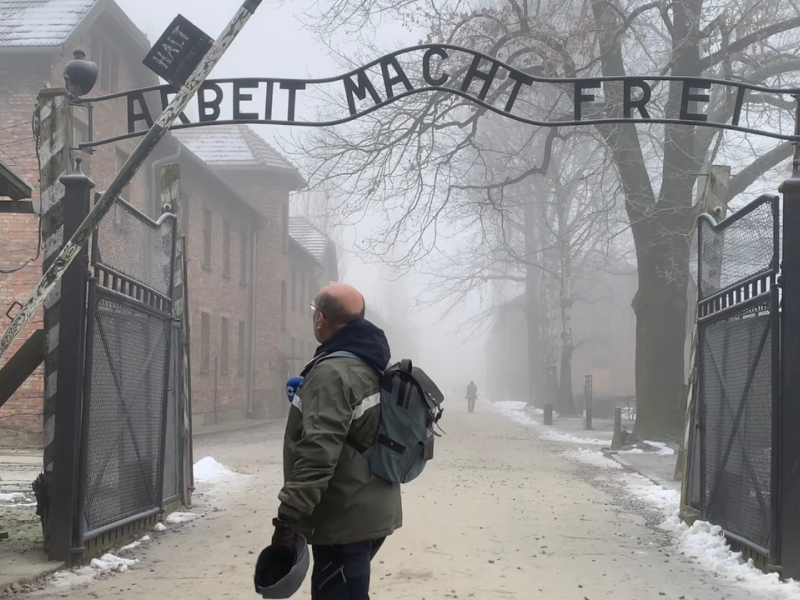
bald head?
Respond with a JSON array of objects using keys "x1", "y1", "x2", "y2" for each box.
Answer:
[{"x1": 315, "y1": 283, "x2": 366, "y2": 330}]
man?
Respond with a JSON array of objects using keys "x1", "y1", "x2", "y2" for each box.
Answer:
[
  {"x1": 271, "y1": 283, "x2": 401, "y2": 599},
  {"x1": 466, "y1": 380, "x2": 478, "y2": 413}
]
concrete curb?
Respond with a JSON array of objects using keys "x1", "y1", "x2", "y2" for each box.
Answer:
[{"x1": 604, "y1": 450, "x2": 681, "y2": 491}]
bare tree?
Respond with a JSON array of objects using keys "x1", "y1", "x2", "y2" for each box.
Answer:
[{"x1": 292, "y1": 0, "x2": 799, "y2": 437}]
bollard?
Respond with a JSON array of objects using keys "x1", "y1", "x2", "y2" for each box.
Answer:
[
  {"x1": 544, "y1": 404, "x2": 554, "y2": 426},
  {"x1": 611, "y1": 407, "x2": 623, "y2": 450},
  {"x1": 584, "y1": 375, "x2": 593, "y2": 430}
]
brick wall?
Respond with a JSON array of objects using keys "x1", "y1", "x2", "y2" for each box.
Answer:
[
  {"x1": 285, "y1": 242, "x2": 331, "y2": 377},
  {"x1": 0, "y1": 17, "x2": 156, "y2": 446},
  {"x1": 179, "y1": 158, "x2": 259, "y2": 426}
]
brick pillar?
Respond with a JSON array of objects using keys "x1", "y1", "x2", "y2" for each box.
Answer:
[{"x1": 38, "y1": 88, "x2": 73, "y2": 475}]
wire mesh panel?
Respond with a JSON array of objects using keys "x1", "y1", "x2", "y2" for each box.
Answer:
[
  {"x1": 83, "y1": 294, "x2": 172, "y2": 533},
  {"x1": 699, "y1": 305, "x2": 774, "y2": 551},
  {"x1": 689, "y1": 193, "x2": 780, "y2": 562},
  {"x1": 80, "y1": 197, "x2": 178, "y2": 539},
  {"x1": 699, "y1": 198, "x2": 777, "y2": 300},
  {"x1": 95, "y1": 198, "x2": 175, "y2": 296}
]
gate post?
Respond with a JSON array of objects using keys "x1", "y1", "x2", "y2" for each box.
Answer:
[
  {"x1": 46, "y1": 159, "x2": 93, "y2": 564},
  {"x1": 780, "y1": 136, "x2": 800, "y2": 575}
]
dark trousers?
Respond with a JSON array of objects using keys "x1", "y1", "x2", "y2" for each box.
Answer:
[{"x1": 310, "y1": 538, "x2": 385, "y2": 600}]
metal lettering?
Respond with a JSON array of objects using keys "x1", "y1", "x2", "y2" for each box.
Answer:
[
  {"x1": 680, "y1": 80, "x2": 712, "y2": 122},
  {"x1": 574, "y1": 80, "x2": 601, "y2": 121},
  {"x1": 624, "y1": 78, "x2": 652, "y2": 119},
  {"x1": 343, "y1": 70, "x2": 382, "y2": 116},
  {"x1": 422, "y1": 46, "x2": 449, "y2": 87},
  {"x1": 461, "y1": 55, "x2": 500, "y2": 101},
  {"x1": 380, "y1": 57, "x2": 413, "y2": 99}
]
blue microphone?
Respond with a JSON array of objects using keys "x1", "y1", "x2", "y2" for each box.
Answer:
[{"x1": 286, "y1": 377, "x2": 304, "y2": 404}]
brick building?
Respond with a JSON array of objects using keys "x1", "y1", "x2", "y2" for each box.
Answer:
[
  {"x1": 0, "y1": 0, "x2": 315, "y2": 443},
  {"x1": 285, "y1": 217, "x2": 339, "y2": 380}
]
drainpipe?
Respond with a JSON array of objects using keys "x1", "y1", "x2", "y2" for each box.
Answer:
[{"x1": 246, "y1": 227, "x2": 259, "y2": 418}]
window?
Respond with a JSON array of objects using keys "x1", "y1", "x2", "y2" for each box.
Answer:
[
  {"x1": 220, "y1": 317, "x2": 230, "y2": 374},
  {"x1": 200, "y1": 312, "x2": 210, "y2": 374},
  {"x1": 238, "y1": 321, "x2": 247, "y2": 376},
  {"x1": 309, "y1": 276, "x2": 316, "y2": 309},
  {"x1": 291, "y1": 337, "x2": 296, "y2": 371},
  {"x1": 300, "y1": 274, "x2": 306, "y2": 311},
  {"x1": 202, "y1": 208, "x2": 212, "y2": 268},
  {"x1": 115, "y1": 148, "x2": 131, "y2": 201},
  {"x1": 240, "y1": 227, "x2": 249, "y2": 285},
  {"x1": 281, "y1": 281, "x2": 287, "y2": 330},
  {"x1": 222, "y1": 220, "x2": 231, "y2": 278},
  {"x1": 291, "y1": 268, "x2": 297, "y2": 311}
]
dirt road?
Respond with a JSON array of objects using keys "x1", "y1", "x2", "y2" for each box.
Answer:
[{"x1": 24, "y1": 402, "x2": 763, "y2": 599}]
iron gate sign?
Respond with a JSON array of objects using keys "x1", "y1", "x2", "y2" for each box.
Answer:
[
  {"x1": 80, "y1": 44, "x2": 800, "y2": 150},
  {"x1": 143, "y1": 15, "x2": 214, "y2": 89}
]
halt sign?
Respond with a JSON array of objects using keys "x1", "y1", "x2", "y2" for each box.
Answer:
[{"x1": 143, "y1": 15, "x2": 215, "y2": 89}]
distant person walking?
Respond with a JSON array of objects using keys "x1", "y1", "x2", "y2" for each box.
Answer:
[
  {"x1": 466, "y1": 381, "x2": 478, "y2": 413},
  {"x1": 270, "y1": 283, "x2": 401, "y2": 599}
]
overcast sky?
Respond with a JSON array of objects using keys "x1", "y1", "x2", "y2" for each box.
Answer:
[{"x1": 114, "y1": 0, "x2": 489, "y2": 392}]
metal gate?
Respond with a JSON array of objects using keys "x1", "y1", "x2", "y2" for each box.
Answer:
[
  {"x1": 690, "y1": 193, "x2": 780, "y2": 565},
  {"x1": 77, "y1": 196, "x2": 178, "y2": 542}
]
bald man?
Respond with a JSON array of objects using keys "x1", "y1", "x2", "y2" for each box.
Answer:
[{"x1": 271, "y1": 284, "x2": 400, "y2": 599}]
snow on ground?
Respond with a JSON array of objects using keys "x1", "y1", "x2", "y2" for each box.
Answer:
[
  {"x1": 194, "y1": 456, "x2": 240, "y2": 482},
  {"x1": 119, "y1": 535, "x2": 151, "y2": 553},
  {"x1": 153, "y1": 522, "x2": 167, "y2": 532},
  {"x1": 49, "y1": 555, "x2": 137, "y2": 590},
  {"x1": 497, "y1": 400, "x2": 800, "y2": 599},
  {"x1": 563, "y1": 448, "x2": 623, "y2": 470},
  {"x1": 165, "y1": 512, "x2": 201, "y2": 525},
  {"x1": 620, "y1": 440, "x2": 676, "y2": 456},
  {"x1": 0, "y1": 492, "x2": 27, "y2": 503},
  {"x1": 494, "y1": 401, "x2": 610, "y2": 445}
]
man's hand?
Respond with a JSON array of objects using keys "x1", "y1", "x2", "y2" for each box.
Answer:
[{"x1": 271, "y1": 518, "x2": 296, "y2": 555}]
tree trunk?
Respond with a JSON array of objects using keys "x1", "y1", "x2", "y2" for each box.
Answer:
[
  {"x1": 557, "y1": 197, "x2": 576, "y2": 415},
  {"x1": 524, "y1": 195, "x2": 543, "y2": 407},
  {"x1": 525, "y1": 267, "x2": 541, "y2": 408},
  {"x1": 632, "y1": 249, "x2": 688, "y2": 439}
]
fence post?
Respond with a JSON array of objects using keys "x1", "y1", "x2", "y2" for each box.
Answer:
[
  {"x1": 611, "y1": 408, "x2": 623, "y2": 450},
  {"x1": 543, "y1": 404, "x2": 553, "y2": 426},
  {"x1": 584, "y1": 375, "x2": 593, "y2": 430},
  {"x1": 47, "y1": 159, "x2": 93, "y2": 564},
  {"x1": 780, "y1": 146, "x2": 800, "y2": 574}
]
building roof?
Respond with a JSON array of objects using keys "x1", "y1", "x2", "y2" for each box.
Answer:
[
  {"x1": 289, "y1": 217, "x2": 328, "y2": 263},
  {"x1": 0, "y1": 0, "x2": 96, "y2": 48},
  {"x1": 0, "y1": 157, "x2": 33, "y2": 199},
  {"x1": 173, "y1": 125, "x2": 305, "y2": 186}
]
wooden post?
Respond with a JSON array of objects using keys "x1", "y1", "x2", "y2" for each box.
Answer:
[
  {"x1": 160, "y1": 163, "x2": 193, "y2": 506},
  {"x1": 38, "y1": 89, "x2": 73, "y2": 482},
  {"x1": 543, "y1": 404, "x2": 553, "y2": 426},
  {"x1": 611, "y1": 408, "x2": 623, "y2": 450},
  {"x1": 47, "y1": 160, "x2": 92, "y2": 564}
]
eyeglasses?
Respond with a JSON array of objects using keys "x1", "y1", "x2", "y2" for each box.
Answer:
[{"x1": 310, "y1": 303, "x2": 325, "y2": 318}]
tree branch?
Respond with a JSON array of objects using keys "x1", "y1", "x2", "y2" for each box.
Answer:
[
  {"x1": 698, "y1": 17, "x2": 800, "y2": 71},
  {"x1": 727, "y1": 142, "x2": 793, "y2": 200}
]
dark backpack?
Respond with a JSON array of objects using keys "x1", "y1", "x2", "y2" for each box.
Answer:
[{"x1": 313, "y1": 352, "x2": 445, "y2": 484}]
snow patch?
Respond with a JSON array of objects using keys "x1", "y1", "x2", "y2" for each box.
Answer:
[
  {"x1": 119, "y1": 535, "x2": 151, "y2": 553},
  {"x1": 540, "y1": 429, "x2": 610, "y2": 445},
  {"x1": 166, "y1": 511, "x2": 201, "y2": 524},
  {"x1": 153, "y1": 522, "x2": 167, "y2": 532},
  {"x1": 193, "y1": 456, "x2": 244, "y2": 482},
  {"x1": 49, "y1": 554, "x2": 137, "y2": 590},
  {"x1": 0, "y1": 492, "x2": 27, "y2": 503},
  {"x1": 662, "y1": 518, "x2": 800, "y2": 599},
  {"x1": 620, "y1": 441, "x2": 676, "y2": 457}
]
